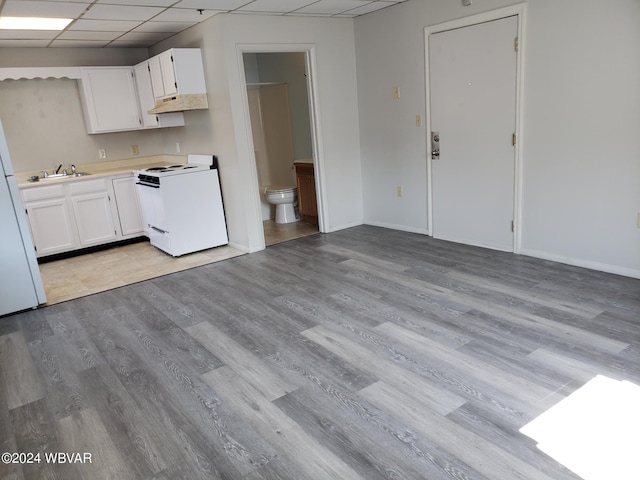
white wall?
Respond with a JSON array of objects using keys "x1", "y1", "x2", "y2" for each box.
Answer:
[
  {"x1": 355, "y1": 0, "x2": 640, "y2": 277},
  {"x1": 519, "y1": 0, "x2": 640, "y2": 277},
  {"x1": 152, "y1": 14, "x2": 364, "y2": 252}
]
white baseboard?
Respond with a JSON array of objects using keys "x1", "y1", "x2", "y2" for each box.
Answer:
[
  {"x1": 324, "y1": 219, "x2": 364, "y2": 233},
  {"x1": 519, "y1": 248, "x2": 640, "y2": 279},
  {"x1": 364, "y1": 220, "x2": 429, "y2": 235},
  {"x1": 433, "y1": 233, "x2": 513, "y2": 253}
]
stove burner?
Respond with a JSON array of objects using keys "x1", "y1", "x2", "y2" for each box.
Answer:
[{"x1": 146, "y1": 166, "x2": 168, "y2": 171}]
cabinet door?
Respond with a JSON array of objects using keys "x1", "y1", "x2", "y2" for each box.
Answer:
[
  {"x1": 159, "y1": 50, "x2": 178, "y2": 96},
  {"x1": 148, "y1": 55, "x2": 166, "y2": 99},
  {"x1": 134, "y1": 61, "x2": 185, "y2": 129},
  {"x1": 70, "y1": 191, "x2": 117, "y2": 247},
  {"x1": 134, "y1": 61, "x2": 160, "y2": 128},
  {"x1": 79, "y1": 67, "x2": 142, "y2": 133},
  {"x1": 112, "y1": 177, "x2": 144, "y2": 237},
  {"x1": 25, "y1": 198, "x2": 78, "y2": 257}
]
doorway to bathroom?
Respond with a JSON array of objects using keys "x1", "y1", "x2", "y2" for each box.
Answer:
[{"x1": 243, "y1": 51, "x2": 320, "y2": 246}]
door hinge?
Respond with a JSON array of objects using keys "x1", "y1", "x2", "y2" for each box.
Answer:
[
  {"x1": 511, "y1": 220, "x2": 515, "y2": 232},
  {"x1": 514, "y1": 37, "x2": 519, "y2": 52},
  {"x1": 512, "y1": 133, "x2": 517, "y2": 146}
]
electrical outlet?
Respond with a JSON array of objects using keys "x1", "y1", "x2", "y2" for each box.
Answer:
[
  {"x1": 396, "y1": 186, "x2": 403, "y2": 197},
  {"x1": 393, "y1": 86, "x2": 400, "y2": 99},
  {"x1": 175, "y1": 142, "x2": 180, "y2": 153},
  {"x1": 416, "y1": 114, "x2": 423, "y2": 127},
  {"x1": 131, "y1": 145, "x2": 139, "y2": 156},
  {"x1": 98, "y1": 149, "x2": 106, "y2": 159}
]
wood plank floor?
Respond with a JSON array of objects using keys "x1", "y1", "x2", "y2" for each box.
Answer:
[{"x1": 1, "y1": 225, "x2": 638, "y2": 479}]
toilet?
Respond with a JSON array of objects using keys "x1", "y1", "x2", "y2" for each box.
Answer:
[{"x1": 265, "y1": 185, "x2": 299, "y2": 224}]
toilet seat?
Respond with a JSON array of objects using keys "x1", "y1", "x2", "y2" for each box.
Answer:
[{"x1": 265, "y1": 185, "x2": 296, "y2": 194}]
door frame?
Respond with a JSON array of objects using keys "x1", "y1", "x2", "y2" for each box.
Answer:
[
  {"x1": 424, "y1": 4, "x2": 526, "y2": 253},
  {"x1": 236, "y1": 44, "x2": 326, "y2": 247}
]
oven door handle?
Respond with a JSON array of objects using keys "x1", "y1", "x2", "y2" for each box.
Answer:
[
  {"x1": 150, "y1": 226, "x2": 168, "y2": 234},
  {"x1": 136, "y1": 182, "x2": 160, "y2": 188}
]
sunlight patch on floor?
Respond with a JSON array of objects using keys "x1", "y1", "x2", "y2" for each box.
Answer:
[{"x1": 520, "y1": 375, "x2": 640, "y2": 480}]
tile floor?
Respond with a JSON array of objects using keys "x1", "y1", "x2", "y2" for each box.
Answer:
[{"x1": 38, "y1": 220, "x2": 319, "y2": 305}]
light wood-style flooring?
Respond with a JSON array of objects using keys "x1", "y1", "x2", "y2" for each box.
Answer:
[
  {"x1": 1, "y1": 225, "x2": 638, "y2": 479},
  {"x1": 38, "y1": 220, "x2": 319, "y2": 305}
]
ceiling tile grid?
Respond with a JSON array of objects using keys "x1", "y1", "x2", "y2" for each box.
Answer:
[{"x1": 0, "y1": 0, "x2": 405, "y2": 48}]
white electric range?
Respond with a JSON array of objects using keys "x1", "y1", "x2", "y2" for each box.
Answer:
[{"x1": 135, "y1": 154, "x2": 228, "y2": 256}]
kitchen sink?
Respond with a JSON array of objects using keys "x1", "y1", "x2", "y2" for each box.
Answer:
[{"x1": 36, "y1": 172, "x2": 91, "y2": 180}]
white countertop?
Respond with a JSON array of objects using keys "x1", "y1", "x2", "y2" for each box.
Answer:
[{"x1": 17, "y1": 155, "x2": 187, "y2": 189}]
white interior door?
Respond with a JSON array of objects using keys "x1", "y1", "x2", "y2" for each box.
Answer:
[{"x1": 429, "y1": 16, "x2": 518, "y2": 251}]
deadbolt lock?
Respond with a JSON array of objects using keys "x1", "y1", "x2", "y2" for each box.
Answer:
[{"x1": 431, "y1": 131, "x2": 440, "y2": 159}]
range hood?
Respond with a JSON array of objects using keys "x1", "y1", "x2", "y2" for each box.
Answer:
[{"x1": 148, "y1": 93, "x2": 208, "y2": 114}]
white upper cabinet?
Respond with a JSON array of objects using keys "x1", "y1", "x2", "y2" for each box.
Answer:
[
  {"x1": 76, "y1": 48, "x2": 205, "y2": 134},
  {"x1": 78, "y1": 67, "x2": 142, "y2": 134},
  {"x1": 149, "y1": 48, "x2": 207, "y2": 99},
  {"x1": 133, "y1": 61, "x2": 185, "y2": 129}
]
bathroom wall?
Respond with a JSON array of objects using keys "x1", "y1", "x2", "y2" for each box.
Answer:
[
  {"x1": 247, "y1": 84, "x2": 296, "y2": 220},
  {"x1": 254, "y1": 52, "x2": 312, "y2": 161}
]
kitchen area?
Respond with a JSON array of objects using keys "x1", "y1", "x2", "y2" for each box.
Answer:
[
  {"x1": 0, "y1": 48, "x2": 244, "y2": 314},
  {"x1": 0, "y1": 45, "x2": 322, "y2": 315}
]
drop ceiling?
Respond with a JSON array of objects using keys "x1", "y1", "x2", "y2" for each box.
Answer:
[{"x1": 0, "y1": 0, "x2": 406, "y2": 48}]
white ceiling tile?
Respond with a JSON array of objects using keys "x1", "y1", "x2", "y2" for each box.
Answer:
[
  {"x1": 174, "y1": 0, "x2": 253, "y2": 10},
  {"x1": 82, "y1": 4, "x2": 166, "y2": 21},
  {"x1": 0, "y1": 29, "x2": 58, "y2": 39},
  {"x1": 1, "y1": 1, "x2": 90, "y2": 18},
  {"x1": 96, "y1": 0, "x2": 176, "y2": 6},
  {"x1": 133, "y1": 21, "x2": 196, "y2": 33},
  {"x1": 295, "y1": 0, "x2": 372, "y2": 15},
  {"x1": 237, "y1": 0, "x2": 317, "y2": 14},
  {"x1": 116, "y1": 31, "x2": 175, "y2": 43},
  {"x1": 67, "y1": 19, "x2": 144, "y2": 32},
  {"x1": 0, "y1": 0, "x2": 405, "y2": 47},
  {"x1": 56, "y1": 30, "x2": 123, "y2": 41},
  {"x1": 151, "y1": 8, "x2": 220, "y2": 22},
  {"x1": 49, "y1": 39, "x2": 112, "y2": 47}
]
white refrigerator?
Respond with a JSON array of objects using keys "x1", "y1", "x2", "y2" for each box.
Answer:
[{"x1": 0, "y1": 118, "x2": 47, "y2": 316}]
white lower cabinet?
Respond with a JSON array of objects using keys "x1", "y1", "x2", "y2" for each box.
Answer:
[
  {"x1": 69, "y1": 179, "x2": 117, "y2": 247},
  {"x1": 23, "y1": 184, "x2": 78, "y2": 257},
  {"x1": 22, "y1": 174, "x2": 144, "y2": 258}
]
